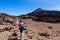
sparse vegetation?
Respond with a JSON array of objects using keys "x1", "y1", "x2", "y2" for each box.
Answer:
[
  {"x1": 48, "y1": 26, "x2": 52, "y2": 29},
  {"x1": 38, "y1": 32, "x2": 50, "y2": 37},
  {"x1": 12, "y1": 32, "x2": 17, "y2": 36}
]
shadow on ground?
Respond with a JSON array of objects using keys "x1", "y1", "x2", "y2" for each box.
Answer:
[{"x1": 8, "y1": 37, "x2": 21, "y2": 40}]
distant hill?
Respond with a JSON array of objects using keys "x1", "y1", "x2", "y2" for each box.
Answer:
[
  {"x1": 27, "y1": 8, "x2": 60, "y2": 23},
  {"x1": 0, "y1": 13, "x2": 19, "y2": 25},
  {"x1": 27, "y1": 8, "x2": 60, "y2": 17}
]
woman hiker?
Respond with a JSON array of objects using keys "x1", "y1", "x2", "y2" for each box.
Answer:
[{"x1": 18, "y1": 20, "x2": 26, "y2": 40}]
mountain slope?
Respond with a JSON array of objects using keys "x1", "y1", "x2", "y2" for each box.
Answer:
[
  {"x1": 27, "y1": 8, "x2": 60, "y2": 17},
  {"x1": 27, "y1": 8, "x2": 60, "y2": 23}
]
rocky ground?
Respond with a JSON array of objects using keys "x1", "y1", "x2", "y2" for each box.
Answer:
[{"x1": 0, "y1": 18, "x2": 60, "y2": 40}]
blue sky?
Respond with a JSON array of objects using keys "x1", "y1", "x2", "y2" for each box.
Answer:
[{"x1": 0, "y1": 0, "x2": 60, "y2": 16}]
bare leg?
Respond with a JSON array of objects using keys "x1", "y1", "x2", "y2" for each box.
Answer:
[
  {"x1": 20, "y1": 33, "x2": 22, "y2": 40},
  {"x1": 20, "y1": 30, "x2": 23, "y2": 40}
]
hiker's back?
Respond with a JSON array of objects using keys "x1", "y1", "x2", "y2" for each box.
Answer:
[
  {"x1": 19, "y1": 24, "x2": 24, "y2": 30},
  {"x1": 18, "y1": 20, "x2": 25, "y2": 30}
]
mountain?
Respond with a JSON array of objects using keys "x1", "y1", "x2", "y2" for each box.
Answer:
[
  {"x1": 27, "y1": 8, "x2": 60, "y2": 17},
  {"x1": 33, "y1": 8, "x2": 43, "y2": 12},
  {"x1": 27, "y1": 8, "x2": 60, "y2": 23}
]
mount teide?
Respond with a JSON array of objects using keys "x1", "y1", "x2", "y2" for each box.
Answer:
[
  {"x1": 27, "y1": 8, "x2": 60, "y2": 17},
  {"x1": 26, "y1": 8, "x2": 60, "y2": 23}
]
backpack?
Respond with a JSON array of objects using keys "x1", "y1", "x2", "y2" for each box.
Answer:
[{"x1": 19, "y1": 24, "x2": 24, "y2": 30}]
